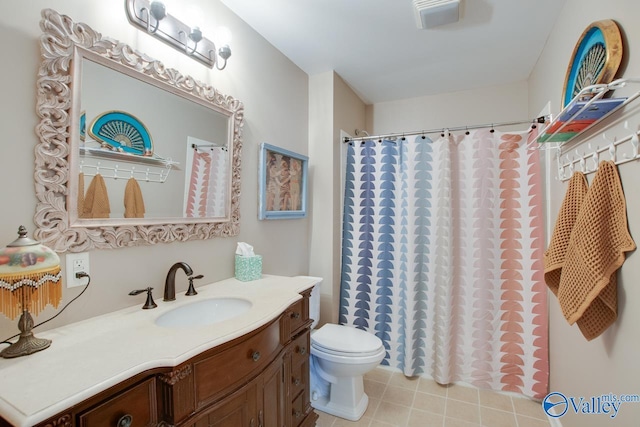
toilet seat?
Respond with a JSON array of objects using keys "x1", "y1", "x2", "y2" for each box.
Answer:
[{"x1": 311, "y1": 324, "x2": 383, "y2": 356}]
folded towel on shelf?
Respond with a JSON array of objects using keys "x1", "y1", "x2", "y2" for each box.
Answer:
[
  {"x1": 78, "y1": 172, "x2": 86, "y2": 218},
  {"x1": 557, "y1": 161, "x2": 635, "y2": 340},
  {"x1": 82, "y1": 174, "x2": 111, "y2": 218},
  {"x1": 124, "y1": 177, "x2": 145, "y2": 218},
  {"x1": 544, "y1": 171, "x2": 589, "y2": 296}
]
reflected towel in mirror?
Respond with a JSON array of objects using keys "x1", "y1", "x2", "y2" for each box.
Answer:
[
  {"x1": 82, "y1": 173, "x2": 111, "y2": 218},
  {"x1": 124, "y1": 177, "x2": 145, "y2": 218}
]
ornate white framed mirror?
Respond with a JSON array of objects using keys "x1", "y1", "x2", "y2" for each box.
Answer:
[{"x1": 34, "y1": 9, "x2": 243, "y2": 253}]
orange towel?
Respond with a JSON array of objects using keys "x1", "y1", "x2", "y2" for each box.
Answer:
[
  {"x1": 82, "y1": 174, "x2": 111, "y2": 218},
  {"x1": 544, "y1": 171, "x2": 589, "y2": 296},
  {"x1": 124, "y1": 178, "x2": 145, "y2": 218},
  {"x1": 557, "y1": 161, "x2": 635, "y2": 340}
]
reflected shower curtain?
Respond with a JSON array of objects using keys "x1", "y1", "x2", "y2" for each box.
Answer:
[
  {"x1": 339, "y1": 129, "x2": 548, "y2": 399},
  {"x1": 185, "y1": 146, "x2": 228, "y2": 218}
]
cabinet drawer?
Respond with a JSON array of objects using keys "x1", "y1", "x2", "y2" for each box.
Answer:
[
  {"x1": 291, "y1": 330, "x2": 309, "y2": 365},
  {"x1": 194, "y1": 319, "x2": 282, "y2": 407},
  {"x1": 78, "y1": 378, "x2": 157, "y2": 427},
  {"x1": 290, "y1": 358, "x2": 308, "y2": 399},
  {"x1": 288, "y1": 299, "x2": 308, "y2": 335},
  {"x1": 290, "y1": 392, "x2": 311, "y2": 427}
]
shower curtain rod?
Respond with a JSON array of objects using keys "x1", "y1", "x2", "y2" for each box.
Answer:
[{"x1": 342, "y1": 115, "x2": 549, "y2": 143}]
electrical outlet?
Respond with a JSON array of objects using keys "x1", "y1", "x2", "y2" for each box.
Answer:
[{"x1": 66, "y1": 252, "x2": 90, "y2": 288}]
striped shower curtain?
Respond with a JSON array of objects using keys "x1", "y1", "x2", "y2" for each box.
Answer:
[{"x1": 339, "y1": 129, "x2": 548, "y2": 399}]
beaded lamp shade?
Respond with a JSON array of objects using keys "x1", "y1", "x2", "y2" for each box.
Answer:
[{"x1": 0, "y1": 226, "x2": 62, "y2": 358}]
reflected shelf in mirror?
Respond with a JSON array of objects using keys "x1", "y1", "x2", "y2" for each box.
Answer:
[{"x1": 80, "y1": 146, "x2": 180, "y2": 168}]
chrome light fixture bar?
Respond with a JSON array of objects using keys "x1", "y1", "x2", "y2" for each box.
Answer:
[{"x1": 125, "y1": 0, "x2": 231, "y2": 70}]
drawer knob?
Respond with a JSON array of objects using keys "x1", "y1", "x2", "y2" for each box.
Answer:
[
  {"x1": 252, "y1": 351, "x2": 261, "y2": 362},
  {"x1": 293, "y1": 410, "x2": 303, "y2": 418},
  {"x1": 117, "y1": 414, "x2": 133, "y2": 427},
  {"x1": 293, "y1": 377, "x2": 301, "y2": 386},
  {"x1": 298, "y1": 346, "x2": 307, "y2": 355},
  {"x1": 291, "y1": 311, "x2": 300, "y2": 319}
]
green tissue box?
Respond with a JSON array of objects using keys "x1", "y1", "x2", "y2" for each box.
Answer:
[{"x1": 235, "y1": 254, "x2": 262, "y2": 281}]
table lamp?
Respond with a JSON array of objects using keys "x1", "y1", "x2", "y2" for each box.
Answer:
[{"x1": 0, "y1": 226, "x2": 62, "y2": 358}]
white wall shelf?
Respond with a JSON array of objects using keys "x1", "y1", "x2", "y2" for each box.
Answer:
[{"x1": 537, "y1": 78, "x2": 640, "y2": 145}]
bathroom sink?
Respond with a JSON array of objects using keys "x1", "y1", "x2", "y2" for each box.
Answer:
[{"x1": 155, "y1": 297, "x2": 252, "y2": 328}]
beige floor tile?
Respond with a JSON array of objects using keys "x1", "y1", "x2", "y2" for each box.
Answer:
[
  {"x1": 444, "y1": 417, "x2": 482, "y2": 427},
  {"x1": 369, "y1": 421, "x2": 399, "y2": 427},
  {"x1": 516, "y1": 414, "x2": 552, "y2": 427},
  {"x1": 408, "y1": 408, "x2": 444, "y2": 427},
  {"x1": 478, "y1": 389, "x2": 514, "y2": 412},
  {"x1": 373, "y1": 401, "x2": 412, "y2": 426},
  {"x1": 512, "y1": 396, "x2": 547, "y2": 420},
  {"x1": 413, "y1": 391, "x2": 446, "y2": 415},
  {"x1": 366, "y1": 368, "x2": 393, "y2": 384},
  {"x1": 479, "y1": 407, "x2": 517, "y2": 427},
  {"x1": 365, "y1": 379, "x2": 388, "y2": 399},
  {"x1": 445, "y1": 399, "x2": 481, "y2": 424},
  {"x1": 417, "y1": 378, "x2": 448, "y2": 397},
  {"x1": 388, "y1": 372, "x2": 421, "y2": 391},
  {"x1": 364, "y1": 397, "x2": 381, "y2": 419},
  {"x1": 333, "y1": 416, "x2": 373, "y2": 427},
  {"x1": 315, "y1": 410, "x2": 337, "y2": 427},
  {"x1": 447, "y1": 384, "x2": 479, "y2": 404},
  {"x1": 382, "y1": 385, "x2": 416, "y2": 407}
]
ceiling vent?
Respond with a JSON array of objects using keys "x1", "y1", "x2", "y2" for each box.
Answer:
[{"x1": 413, "y1": 0, "x2": 460, "y2": 29}]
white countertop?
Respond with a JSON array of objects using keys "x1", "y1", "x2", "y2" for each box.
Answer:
[{"x1": 0, "y1": 275, "x2": 318, "y2": 427}]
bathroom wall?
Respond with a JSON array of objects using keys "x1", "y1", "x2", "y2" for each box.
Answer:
[
  {"x1": 0, "y1": 1, "x2": 310, "y2": 338},
  {"x1": 309, "y1": 71, "x2": 367, "y2": 325},
  {"x1": 529, "y1": 1, "x2": 640, "y2": 426}
]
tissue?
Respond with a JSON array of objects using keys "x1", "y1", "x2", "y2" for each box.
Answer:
[
  {"x1": 235, "y1": 242, "x2": 261, "y2": 281},
  {"x1": 236, "y1": 242, "x2": 255, "y2": 257}
]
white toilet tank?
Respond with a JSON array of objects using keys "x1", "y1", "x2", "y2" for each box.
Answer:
[{"x1": 296, "y1": 276, "x2": 322, "y2": 329}]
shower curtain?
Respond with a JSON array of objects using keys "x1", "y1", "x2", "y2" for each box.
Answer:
[{"x1": 339, "y1": 129, "x2": 548, "y2": 399}]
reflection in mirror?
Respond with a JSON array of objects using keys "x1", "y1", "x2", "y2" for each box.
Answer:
[
  {"x1": 34, "y1": 9, "x2": 243, "y2": 252},
  {"x1": 76, "y1": 56, "x2": 230, "y2": 220}
]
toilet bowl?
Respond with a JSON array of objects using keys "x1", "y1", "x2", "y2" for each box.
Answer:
[{"x1": 298, "y1": 276, "x2": 385, "y2": 421}]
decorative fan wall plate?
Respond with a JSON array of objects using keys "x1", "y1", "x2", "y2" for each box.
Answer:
[
  {"x1": 88, "y1": 111, "x2": 153, "y2": 156},
  {"x1": 562, "y1": 20, "x2": 623, "y2": 107}
]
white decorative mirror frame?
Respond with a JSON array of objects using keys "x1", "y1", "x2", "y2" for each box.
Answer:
[{"x1": 34, "y1": 9, "x2": 243, "y2": 253}]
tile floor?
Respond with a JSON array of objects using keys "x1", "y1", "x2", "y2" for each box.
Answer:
[{"x1": 315, "y1": 367, "x2": 552, "y2": 427}]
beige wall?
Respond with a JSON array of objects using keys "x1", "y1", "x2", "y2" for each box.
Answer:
[
  {"x1": 530, "y1": 1, "x2": 640, "y2": 426},
  {"x1": 0, "y1": 1, "x2": 310, "y2": 338},
  {"x1": 368, "y1": 80, "x2": 529, "y2": 135},
  {"x1": 308, "y1": 71, "x2": 366, "y2": 325}
]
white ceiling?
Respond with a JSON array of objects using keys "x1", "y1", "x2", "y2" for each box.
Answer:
[{"x1": 219, "y1": 0, "x2": 567, "y2": 104}]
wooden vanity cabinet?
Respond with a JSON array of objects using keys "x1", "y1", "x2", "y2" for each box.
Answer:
[{"x1": 27, "y1": 293, "x2": 317, "y2": 427}]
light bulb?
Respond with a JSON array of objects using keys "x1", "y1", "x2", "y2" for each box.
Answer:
[{"x1": 215, "y1": 26, "x2": 232, "y2": 47}]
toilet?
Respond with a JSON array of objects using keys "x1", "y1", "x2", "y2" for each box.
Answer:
[{"x1": 302, "y1": 276, "x2": 385, "y2": 421}]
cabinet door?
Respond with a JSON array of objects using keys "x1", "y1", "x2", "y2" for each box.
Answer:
[
  {"x1": 190, "y1": 382, "x2": 257, "y2": 427},
  {"x1": 258, "y1": 353, "x2": 285, "y2": 427}
]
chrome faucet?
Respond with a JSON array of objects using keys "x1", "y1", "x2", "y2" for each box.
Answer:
[{"x1": 164, "y1": 262, "x2": 193, "y2": 301}]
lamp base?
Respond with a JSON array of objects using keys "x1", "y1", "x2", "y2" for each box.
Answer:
[
  {"x1": 0, "y1": 310, "x2": 51, "y2": 358},
  {"x1": 0, "y1": 335, "x2": 51, "y2": 358}
]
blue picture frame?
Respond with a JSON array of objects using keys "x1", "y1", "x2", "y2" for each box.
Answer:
[{"x1": 258, "y1": 143, "x2": 308, "y2": 220}]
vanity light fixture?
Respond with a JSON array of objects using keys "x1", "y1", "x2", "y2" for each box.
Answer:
[
  {"x1": 125, "y1": 0, "x2": 232, "y2": 69},
  {"x1": 0, "y1": 226, "x2": 63, "y2": 358}
]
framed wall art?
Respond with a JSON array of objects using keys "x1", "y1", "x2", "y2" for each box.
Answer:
[{"x1": 258, "y1": 143, "x2": 308, "y2": 220}]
